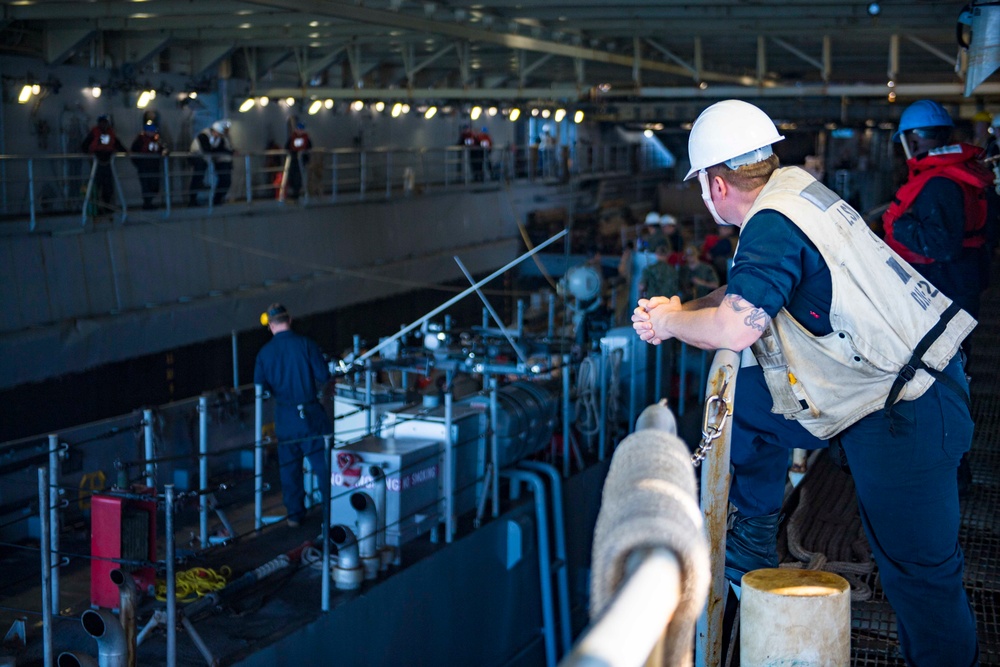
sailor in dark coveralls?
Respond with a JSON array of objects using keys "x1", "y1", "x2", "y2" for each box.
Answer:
[{"x1": 253, "y1": 303, "x2": 332, "y2": 526}]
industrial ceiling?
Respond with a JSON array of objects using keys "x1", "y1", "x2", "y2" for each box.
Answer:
[{"x1": 1, "y1": 0, "x2": 998, "y2": 118}]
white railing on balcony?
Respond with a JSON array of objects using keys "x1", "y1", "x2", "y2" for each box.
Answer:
[{"x1": 0, "y1": 142, "x2": 662, "y2": 231}]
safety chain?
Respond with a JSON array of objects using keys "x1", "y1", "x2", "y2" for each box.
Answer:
[{"x1": 691, "y1": 390, "x2": 731, "y2": 467}]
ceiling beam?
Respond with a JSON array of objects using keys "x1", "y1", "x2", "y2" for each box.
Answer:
[
  {"x1": 44, "y1": 27, "x2": 95, "y2": 65},
  {"x1": 121, "y1": 35, "x2": 172, "y2": 69},
  {"x1": 242, "y1": 0, "x2": 755, "y2": 84},
  {"x1": 191, "y1": 43, "x2": 238, "y2": 79},
  {"x1": 260, "y1": 85, "x2": 584, "y2": 100},
  {"x1": 634, "y1": 81, "x2": 1000, "y2": 99}
]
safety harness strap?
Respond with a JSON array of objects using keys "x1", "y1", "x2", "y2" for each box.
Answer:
[{"x1": 883, "y1": 302, "x2": 968, "y2": 425}]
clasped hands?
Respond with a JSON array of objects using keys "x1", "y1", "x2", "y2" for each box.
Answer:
[{"x1": 632, "y1": 295, "x2": 683, "y2": 345}]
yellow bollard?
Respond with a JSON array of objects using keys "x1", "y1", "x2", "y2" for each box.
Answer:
[{"x1": 741, "y1": 569, "x2": 851, "y2": 667}]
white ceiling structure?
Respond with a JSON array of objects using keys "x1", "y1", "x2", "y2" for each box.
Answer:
[{"x1": 2, "y1": 0, "x2": 999, "y2": 121}]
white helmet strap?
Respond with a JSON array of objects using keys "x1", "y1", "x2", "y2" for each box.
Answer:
[
  {"x1": 725, "y1": 144, "x2": 773, "y2": 170},
  {"x1": 697, "y1": 170, "x2": 732, "y2": 227}
]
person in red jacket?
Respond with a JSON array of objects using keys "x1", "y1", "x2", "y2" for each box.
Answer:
[
  {"x1": 81, "y1": 115, "x2": 127, "y2": 215},
  {"x1": 883, "y1": 100, "x2": 994, "y2": 320}
]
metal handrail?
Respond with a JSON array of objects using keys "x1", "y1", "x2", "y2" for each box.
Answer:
[
  {"x1": 0, "y1": 142, "x2": 661, "y2": 230},
  {"x1": 560, "y1": 548, "x2": 682, "y2": 667}
]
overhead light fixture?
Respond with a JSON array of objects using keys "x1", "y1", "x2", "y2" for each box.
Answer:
[
  {"x1": 541, "y1": 109, "x2": 551, "y2": 119},
  {"x1": 531, "y1": 108, "x2": 540, "y2": 117},
  {"x1": 18, "y1": 85, "x2": 32, "y2": 103},
  {"x1": 352, "y1": 100, "x2": 364, "y2": 111},
  {"x1": 699, "y1": 81, "x2": 708, "y2": 90},
  {"x1": 391, "y1": 102, "x2": 403, "y2": 117},
  {"x1": 238, "y1": 97, "x2": 255, "y2": 113},
  {"x1": 574, "y1": 110, "x2": 584, "y2": 123},
  {"x1": 470, "y1": 105, "x2": 482, "y2": 120},
  {"x1": 31, "y1": 84, "x2": 40, "y2": 95},
  {"x1": 509, "y1": 108, "x2": 521, "y2": 121},
  {"x1": 149, "y1": 90, "x2": 156, "y2": 100},
  {"x1": 424, "y1": 105, "x2": 437, "y2": 119},
  {"x1": 643, "y1": 129, "x2": 654, "y2": 138},
  {"x1": 137, "y1": 90, "x2": 154, "y2": 109},
  {"x1": 401, "y1": 103, "x2": 411, "y2": 114},
  {"x1": 308, "y1": 100, "x2": 323, "y2": 115},
  {"x1": 258, "y1": 96, "x2": 269, "y2": 107},
  {"x1": 554, "y1": 108, "x2": 566, "y2": 122},
  {"x1": 324, "y1": 99, "x2": 334, "y2": 109},
  {"x1": 487, "y1": 106, "x2": 498, "y2": 117},
  {"x1": 189, "y1": 91, "x2": 198, "y2": 99},
  {"x1": 91, "y1": 86, "x2": 102, "y2": 99},
  {"x1": 375, "y1": 101, "x2": 385, "y2": 112},
  {"x1": 867, "y1": 2, "x2": 881, "y2": 17},
  {"x1": 285, "y1": 97, "x2": 295, "y2": 106}
]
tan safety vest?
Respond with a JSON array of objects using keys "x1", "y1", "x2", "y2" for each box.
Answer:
[{"x1": 740, "y1": 167, "x2": 976, "y2": 439}]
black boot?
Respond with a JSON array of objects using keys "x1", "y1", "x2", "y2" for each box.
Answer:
[{"x1": 725, "y1": 509, "x2": 781, "y2": 583}]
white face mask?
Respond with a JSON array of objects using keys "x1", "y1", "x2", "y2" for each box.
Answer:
[{"x1": 697, "y1": 170, "x2": 734, "y2": 226}]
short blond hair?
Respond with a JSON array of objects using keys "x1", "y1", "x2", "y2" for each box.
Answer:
[{"x1": 706, "y1": 153, "x2": 779, "y2": 192}]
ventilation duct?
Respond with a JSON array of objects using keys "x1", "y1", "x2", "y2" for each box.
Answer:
[{"x1": 960, "y1": 2, "x2": 1000, "y2": 96}]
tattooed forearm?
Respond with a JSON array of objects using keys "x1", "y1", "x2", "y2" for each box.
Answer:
[{"x1": 722, "y1": 294, "x2": 771, "y2": 332}]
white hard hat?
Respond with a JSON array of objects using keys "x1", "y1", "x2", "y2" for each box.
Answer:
[
  {"x1": 659, "y1": 214, "x2": 678, "y2": 227},
  {"x1": 644, "y1": 211, "x2": 660, "y2": 225},
  {"x1": 684, "y1": 100, "x2": 785, "y2": 180},
  {"x1": 211, "y1": 120, "x2": 227, "y2": 133}
]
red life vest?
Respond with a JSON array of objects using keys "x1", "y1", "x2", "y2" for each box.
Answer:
[
  {"x1": 86, "y1": 127, "x2": 120, "y2": 155},
  {"x1": 882, "y1": 143, "x2": 992, "y2": 264},
  {"x1": 135, "y1": 133, "x2": 162, "y2": 154}
]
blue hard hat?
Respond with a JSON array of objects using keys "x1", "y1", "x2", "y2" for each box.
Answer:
[
  {"x1": 481, "y1": 126, "x2": 489, "y2": 133},
  {"x1": 892, "y1": 100, "x2": 954, "y2": 142},
  {"x1": 144, "y1": 123, "x2": 158, "y2": 133},
  {"x1": 295, "y1": 122, "x2": 305, "y2": 130}
]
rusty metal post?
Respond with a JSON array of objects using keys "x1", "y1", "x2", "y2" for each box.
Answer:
[{"x1": 695, "y1": 349, "x2": 739, "y2": 667}]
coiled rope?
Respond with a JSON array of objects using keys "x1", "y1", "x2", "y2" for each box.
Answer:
[
  {"x1": 155, "y1": 566, "x2": 232, "y2": 602},
  {"x1": 780, "y1": 452, "x2": 874, "y2": 601}
]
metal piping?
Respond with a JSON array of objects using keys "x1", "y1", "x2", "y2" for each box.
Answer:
[
  {"x1": 48, "y1": 434, "x2": 61, "y2": 615},
  {"x1": 353, "y1": 229, "x2": 567, "y2": 365},
  {"x1": 198, "y1": 395, "x2": 209, "y2": 549},
  {"x1": 561, "y1": 354, "x2": 572, "y2": 477},
  {"x1": 38, "y1": 468, "x2": 54, "y2": 667},
  {"x1": 501, "y1": 469, "x2": 558, "y2": 667},
  {"x1": 165, "y1": 484, "x2": 176, "y2": 667},
  {"x1": 322, "y1": 435, "x2": 332, "y2": 612},
  {"x1": 81, "y1": 608, "x2": 127, "y2": 667},
  {"x1": 330, "y1": 525, "x2": 364, "y2": 590},
  {"x1": 143, "y1": 409, "x2": 155, "y2": 488},
  {"x1": 518, "y1": 460, "x2": 572, "y2": 656},
  {"x1": 109, "y1": 570, "x2": 138, "y2": 667},
  {"x1": 443, "y1": 390, "x2": 455, "y2": 544},
  {"x1": 349, "y1": 492, "x2": 380, "y2": 580},
  {"x1": 254, "y1": 384, "x2": 264, "y2": 531}
]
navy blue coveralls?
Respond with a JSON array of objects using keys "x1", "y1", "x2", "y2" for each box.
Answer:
[
  {"x1": 254, "y1": 329, "x2": 332, "y2": 522},
  {"x1": 727, "y1": 211, "x2": 978, "y2": 667}
]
